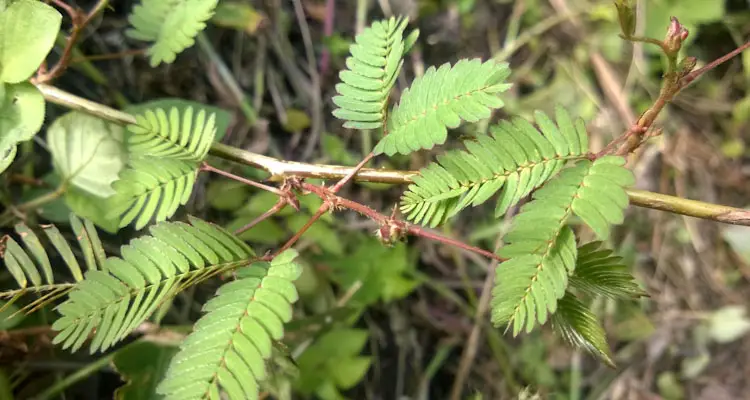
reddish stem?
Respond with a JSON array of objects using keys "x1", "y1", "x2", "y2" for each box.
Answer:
[
  {"x1": 234, "y1": 199, "x2": 287, "y2": 235},
  {"x1": 681, "y1": 40, "x2": 750, "y2": 87},
  {"x1": 600, "y1": 38, "x2": 750, "y2": 157},
  {"x1": 201, "y1": 163, "x2": 287, "y2": 197},
  {"x1": 275, "y1": 204, "x2": 329, "y2": 255},
  {"x1": 295, "y1": 182, "x2": 503, "y2": 262},
  {"x1": 36, "y1": 0, "x2": 109, "y2": 83},
  {"x1": 331, "y1": 152, "x2": 374, "y2": 193}
]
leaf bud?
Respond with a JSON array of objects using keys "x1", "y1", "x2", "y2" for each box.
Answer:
[
  {"x1": 614, "y1": 0, "x2": 636, "y2": 38},
  {"x1": 664, "y1": 17, "x2": 689, "y2": 55}
]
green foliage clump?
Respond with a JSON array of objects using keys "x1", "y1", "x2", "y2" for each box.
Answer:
[{"x1": 127, "y1": 0, "x2": 219, "y2": 66}]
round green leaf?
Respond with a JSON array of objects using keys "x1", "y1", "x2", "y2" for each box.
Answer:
[
  {"x1": 48, "y1": 112, "x2": 126, "y2": 197},
  {"x1": 0, "y1": 81, "x2": 44, "y2": 151},
  {"x1": 0, "y1": 0, "x2": 62, "y2": 83}
]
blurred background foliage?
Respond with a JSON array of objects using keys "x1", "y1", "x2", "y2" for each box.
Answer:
[{"x1": 2, "y1": 0, "x2": 750, "y2": 399}]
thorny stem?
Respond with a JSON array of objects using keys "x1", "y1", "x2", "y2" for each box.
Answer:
[
  {"x1": 35, "y1": 0, "x2": 109, "y2": 83},
  {"x1": 681, "y1": 40, "x2": 750, "y2": 87},
  {"x1": 298, "y1": 182, "x2": 504, "y2": 261},
  {"x1": 273, "y1": 152, "x2": 375, "y2": 256}
]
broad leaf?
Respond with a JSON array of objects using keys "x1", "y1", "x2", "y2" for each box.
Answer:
[
  {"x1": 0, "y1": 0, "x2": 62, "y2": 83},
  {"x1": 0, "y1": 82, "x2": 44, "y2": 173},
  {"x1": 0, "y1": 82, "x2": 45, "y2": 148},
  {"x1": 47, "y1": 112, "x2": 126, "y2": 197}
]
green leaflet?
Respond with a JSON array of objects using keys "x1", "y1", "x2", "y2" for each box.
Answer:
[
  {"x1": 127, "y1": 0, "x2": 218, "y2": 66},
  {"x1": 492, "y1": 156, "x2": 633, "y2": 334},
  {"x1": 51, "y1": 217, "x2": 254, "y2": 353},
  {"x1": 108, "y1": 157, "x2": 198, "y2": 230},
  {"x1": 492, "y1": 227, "x2": 577, "y2": 336},
  {"x1": 0, "y1": 214, "x2": 106, "y2": 316},
  {"x1": 552, "y1": 291, "x2": 615, "y2": 367},
  {"x1": 127, "y1": 106, "x2": 217, "y2": 162},
  {"x1": 332, "y1": 16, "x2": 413, "y2": 130},
  {"x1": 374, "y1": 59, "x2": 511, "y2": 156},
  {"x1": 157, "y1": 250, "x2": 302, "y2": 400},
  {"x1": 401, "y1": 107, "x2": 589, "y2": 227},
  {"x1": 570, "y1": 241, "x2": 646, "y2": 300}
]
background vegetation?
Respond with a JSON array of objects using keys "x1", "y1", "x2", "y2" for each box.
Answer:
[{"x1": 1, "y1": 0, "x2": 750, "y2": 399}]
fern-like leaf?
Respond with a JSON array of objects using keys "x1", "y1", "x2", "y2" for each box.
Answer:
[
  {"x1": 492, "y1": 156, "x2": 634, "y2": 334},
  {"x1": 51, "y1": 216, "x2": 254, "y2": 353},
  {"x1": 127, "y1": 0, "x2": 218, "y2": 66},
  {"x1": 552, "y1": 291, "x2": 615, "y2": 367},
  {"x1": 108, "y1": 157, "x2": 198, "y2": 230},
  {"x1": 1, "y1": 214, "x2": 102, "y2": 314},
  {"x1": 127, "y1": 106, "x2": 217, "y2": 162},
  {"x1": 157, "y1": 250, "x2": 302, "y2": 400},
  {"x1": 571, "y1": 241, "x2": 646, "y2": 300},
  {"x1": 374, "y1": 59, "x2": 511, "y2": 156},
  {"x1": 401, "y1": 107, "x2": 589, "y2": 227},
  {"x1": 332, "y1": 17, "x2": 412, "y2": 130},
  {"x1": 492, "y1": 227, "x2": 577, "y2": 335}
]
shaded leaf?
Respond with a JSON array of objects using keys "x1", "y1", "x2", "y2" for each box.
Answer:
[
  {"x1": 211, "y1": 1, "x2": 265, "y2": 34},
  {"x1": 552, "y1": 291, "x2": 615, "y2": 367},
  {"x1": 113, "y1": 341, "x2": 178, "y2": 400}
]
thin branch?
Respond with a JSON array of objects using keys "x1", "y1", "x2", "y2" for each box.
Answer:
[
  {"x1": 331, "y1": 152, "x2": 374, "y2": 192},
  {"x1": 35, "y1": 0, "x2": 109, "y2": 83},
  {"x1": 200, "y1": 162, "x2": 286, "y2": 197},
  {"x1": 275, "y1": 205, "x2": 329, "y2": 256},
  {"x1": 299, "y1": 182, "x2": 504, "y2": 262},
  {"x1": 35, "y1": 84, "x2": 750, "y2": 226},
  {"x1": 234, "y1": 199, "x2": 287, "y2": 235},
  {"x1": 681, "y1": 40, "x2": 750, "y2": 87}
]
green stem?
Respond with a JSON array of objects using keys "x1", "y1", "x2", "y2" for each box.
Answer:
[
  {"x1": 0, "y1": 184, "x2": 67, "y2": 226},
  {"x1": 35, "y1": 84, "x2": 750, "y2": 227}
]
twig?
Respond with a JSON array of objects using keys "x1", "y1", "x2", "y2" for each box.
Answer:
[
  {"x1": 331, "y1": 152, "x2": 374, "y2": 192},
  {"x1": 275, "y1": 206, "x2": 328, "y2": 256},
  {"x1": 71, "y1": 48, "x2": 147, "y2": 63},
  {"x1": 35, "y1": 0, "x2": 109, "y2": 83},
  {"x1": 681, "y1": 40, "x2": 750, "y2": 87},
  {"x1": 234, "y1": 198, "x2": 287, "y2": 235},
  {"x1": 297, "y1": 182, "x2": 504, "y2": 262},
  {"x1": 35, "y1": 84, "x2": 750, "y2": 226},
  {"x1": 200, "y1": 162, "x2": 286, "y2": 197}
]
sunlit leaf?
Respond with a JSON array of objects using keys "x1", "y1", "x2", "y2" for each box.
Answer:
[
  {"x1": 47, "y1": 112, "x2": 126, "y2": 197},
  {"x1": 0, "y1": 0, "x2": 62, "y2": 83}
]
